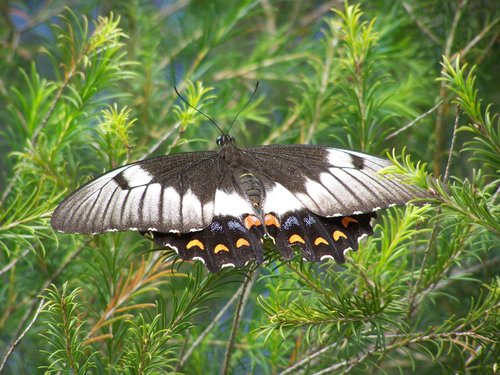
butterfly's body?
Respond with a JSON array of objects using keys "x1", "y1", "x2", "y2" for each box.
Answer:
[{"x1": 52, "y1": 136, "x2": 428, "y2": 271}]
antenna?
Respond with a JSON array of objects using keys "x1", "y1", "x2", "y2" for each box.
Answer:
[
  {"x1": 173, "y1": 84, "x2": 225, "y2": 135},
  {"x1": 227, "y1": 81, "x2": 260, "y2": 134}
]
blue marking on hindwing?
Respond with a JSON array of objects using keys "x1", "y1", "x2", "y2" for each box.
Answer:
[
  {"x1": 283, "y1": 216, "x2": 300, "y2": 230},
  {"x1": 228, "y1": 220, "x2": 246, "y2": 232},
  {"x1": 210, "y1": 222, "x2": 223, "y2": 233},
  {"x1": 303, "y1": 215, "x2": 316, "y2": 227}
]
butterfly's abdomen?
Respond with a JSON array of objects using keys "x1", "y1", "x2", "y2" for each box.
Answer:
[
  {"x1": 221, "y1": 144, "x2": 266, "y2": 210},
  {"x1": 238, "y1": 172, "x2": 265, "y2": 209}
]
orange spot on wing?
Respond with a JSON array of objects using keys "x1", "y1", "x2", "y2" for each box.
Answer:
[
  {"x1": 333, "y1": 230, "x2": 348, "y2": 241},
  {"x1": 236, "y1": 238, "x2": 250, "y2": 248},
  {"x1": 314, "y1": 237, "x2": 329, "y2": 246},
  {"x1": 265, "y1": 213, "x2": 280, "y2": 228},
  {"x1": 214, "y1": 244, "x2": 230, "y2": 254},
  {"x1": 187, "y1": 239, "x2": 204, "y2": 250},
  {"x1": 289, "y1": 234, "x2": 305, "y2": 244},
  {"x1": 244, "y1": 215, "x2": 262, "y2": 230},
  {"x1": 341, "y1": 216, "x2": 359, "y2": 228}
]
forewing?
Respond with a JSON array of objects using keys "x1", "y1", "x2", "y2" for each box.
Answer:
[
  {"x1": 51, "y1": 151, "x2": 219, "y2": 234},
  {"x1": 246, "y1": 144, "x2": 428, "y2": 217}
]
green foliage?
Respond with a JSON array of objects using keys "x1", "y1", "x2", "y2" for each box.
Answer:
[
  {"x1": 0, "y1": 1, "x2": 498, "y2": 374},
  {"x1": 440, "y1": 56, "x2": 500, "y2": 175},
  {"x1": 40, "y1": 283, "x2": 96, "y2": 374}
]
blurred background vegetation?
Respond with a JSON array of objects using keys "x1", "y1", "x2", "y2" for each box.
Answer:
[{"x1": 0, "y1": 0, "x2": 498, "y2": 374}]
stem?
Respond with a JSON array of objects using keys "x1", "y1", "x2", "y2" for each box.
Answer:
[
  {"x1": 221, "y1": 269, "x2": 255, "y2": 375},
  {"x1": 0, "y1": 242, "x2": 87, "y2": 372},
  {"x1": 178, "y1": 283, "x2": 244, "y2": 369},
  {"x1": 433, "y1": 0, "x2": 467, "y2": 176},
  {"x1": 384, "y1": 100, "x2": 443, "y2": 141},
  {"x1": 407, "y1": 104, "x2": 460, "y2": 317}
]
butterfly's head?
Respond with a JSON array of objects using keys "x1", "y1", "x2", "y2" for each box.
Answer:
[{"x1": 217, "y1": 134, "x2": 235, "y2": 147}]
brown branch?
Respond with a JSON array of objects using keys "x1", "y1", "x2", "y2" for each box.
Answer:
[
  {"x1": 402, "y1": 2, "x2": 441, "y2": 45},
  {"x1": 0, "y1": 241, "x2": 87, "y2": 373},
  {"x1": 221, "y1": 269, "x2": 255, "y2": 375},
  {"x1": 433, "y1": 0, "x2": 467, "y2": 176},
  {"x1": 384, "y1": 101, "x2": 443, "y2": 141}
]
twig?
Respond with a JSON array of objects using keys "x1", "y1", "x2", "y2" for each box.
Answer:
[
  {"x1": 0, "y1": 241, "x2": 88, "y2": 372},
  {"x1": 433, "y1": 0, "x2": 467, "y2": 176},
  {"x1": 212, "y1": 53, "x2": 309, "y2": 81},
  {"x1": 474, "y1": 30, "x2": 500, "y2": 66},
  {"x1": 416, "y1": 256, "x2": 499, "y2": 307},
  {"x1": 384, "y1": 100, "x2": 443, "y2": 141},
  {"x1": 278, "y1": 340, "x2": 344, "y2": 375},
  {"x1": 0, "y1": 299, "x2": 46, "y2": 372},
  {"x1": 158, "y1": 0, "x2": 190, "y2": 18},
  {"x1": 313, "y1": 346, "x2": 375, "y2": 375},
  {"x1": 299, "y1": 1, "x2": 340, "y2": 28},
  {"x1": 407, "y1": 104, "x2": 461, "y2": 318},
  {"x1": 220, "y1": 269, "x2": 255, "y2": 375},
  {"x1": 444, "y1": 105, "x2": 460, "y2": 183},
  {"x1": 178, "y1": 283, "x2": 245, "y2": 369},
  {"x1": 260, "y1": 0, "x2": 277, "y2": 35},
  {"x1": 139, "y1": 121, "x2": 181, "y2": 160},
  {"x1": 451, "y1": 16, "x2": 500, "y2": 61},
  {"x1": 304, "y1": 36, "x2": 334, "y2": 144},
  {"x1": 0, "y1": 249, "x2": 30, "y2": 277},
  {"x1": 402, "y1": 2, "x2": 441, "y2": 45}
]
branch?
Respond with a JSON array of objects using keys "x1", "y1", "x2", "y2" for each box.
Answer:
[
  {"x1": 0, "y1": 241, "x2": 87, "y2": 372},
  {"x1": 384, "y1": 100, "x2": 443, "y2": 141},
  {"x1": 178, "y1": 283, "x2": 244, "y2": 369},
  {"x1": 221, "y1": 269, "x2": 255, "y2": 375}
]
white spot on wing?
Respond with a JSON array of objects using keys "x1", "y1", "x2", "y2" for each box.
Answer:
[
  {"x1": 122, "y1": 166, "x2": 153, "y2": 187},
  {"x1": 221, "y1": 263, "x2": 235, "y2": 269},
  {"x1": 160, "y1": 239, "x2": 179, "y2": 254},
  {"x1": 91, "y1": 165, "x2": 128, "y2": 188},
  {"x1": 193, "y1": 256, "x2": 206, "y2": 264},
  {"x1": 343, "y1": 247, "x2": 353, "y2": 254},
  {"x1": 296, "y1": 178, "x2": 343, "y2": 214},
  {"x1": 214, "y1": 190, "x2": 254, "y2": 216},
  {"x1": 109, "y1": 189, "x2": 129, "y2": 228},
  {"x1": 320, "y1": 255, "x2": 335, "y2": 261},
  {"x1": 143, "y1": 183, "x2": 161, "y2": 226},
  {"x1": 357, "y1": 234, "x2": 368, "y2": 243},
  {"x1": 320, "y1": 172, "x2": 359, "y2": 207},
  {"x1": 264, "y1": 183, "x2": 303, "y2": 214},
  {"x1": 122, "y1": 186, "x2": 146, "y2": 226},
  {"x1": 346, "y1": 150, "x2": 390, "y2": 168},
  {"x1": 162, "y1": 187, "x2": 181, "y2": 228},
  {"x1": 327, "y1": 149, "x2": 356, "y2": 168},
  {"x1": 203, "y1": 200, "x2": 214, "y2": 222},
  {"x1": 182, "y1": 189, "x2": 203, "y2": 230}
]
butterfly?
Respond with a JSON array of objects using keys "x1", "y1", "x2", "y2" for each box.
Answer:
[{"x1": 51, "y1": 133, "x2": 429, "y2": 272}]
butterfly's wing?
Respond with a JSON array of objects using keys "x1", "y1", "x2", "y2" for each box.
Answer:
[
  {"x1": 150, "y1": 170, "x2": 266, "y2": 272},
  {"x1": 239, "y1": 145, "x2": 428, "y2": 263},
  {"x1": 51, "y1": 151, "x2": 220, "y2": 234},
  {"x1": 151, "y1": 145, "x2": 429, "y2": 271},
  {"x1": 246, "y1": 144, "x2": 427, "y2": 216},
  {"x1": 51, "y1": 149, "x2": 266, "y2": 272},
  {"x1": 52, "y1": 144, "x2": 429, "y2": 272}
]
